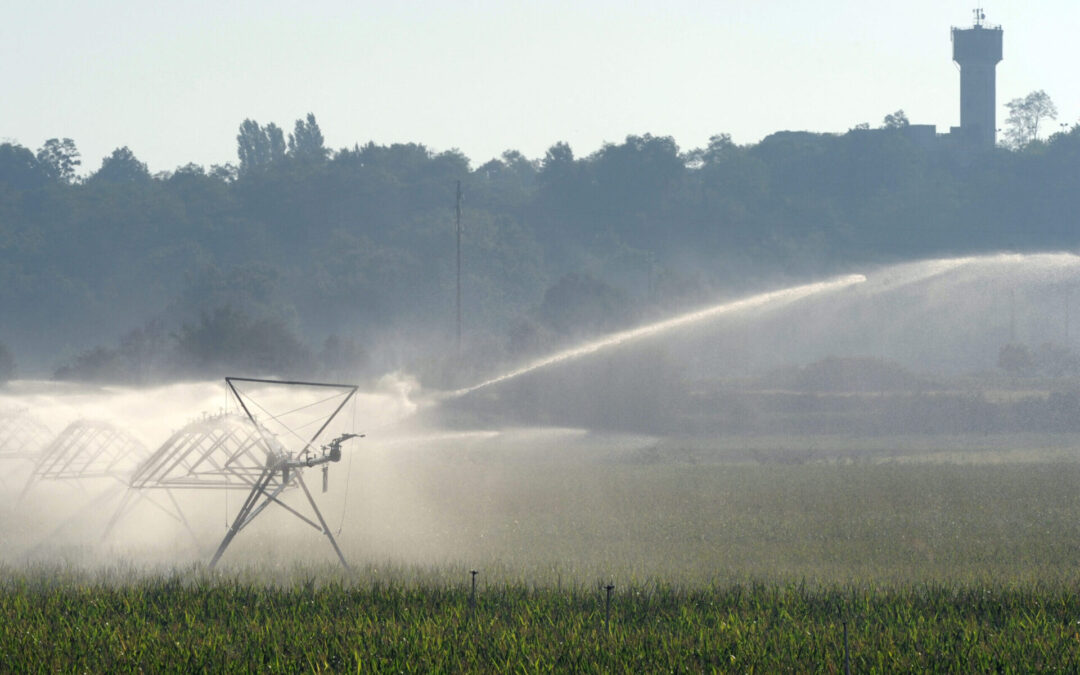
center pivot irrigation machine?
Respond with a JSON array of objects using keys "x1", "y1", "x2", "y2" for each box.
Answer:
[
  {"x1": 4, "y1": 377, "x2": 364, "y2": 569},
  {"x1": 207, "y1": 377, "x2": 362, "y2": 569}
]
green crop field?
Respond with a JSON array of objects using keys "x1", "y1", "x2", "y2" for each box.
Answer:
[
  {"x1": 3, "y1": 570, "x2": 1080, "y2": 671},
  {"x1": 4, "y1": 433, "x2": 1080, "y2": 670}
]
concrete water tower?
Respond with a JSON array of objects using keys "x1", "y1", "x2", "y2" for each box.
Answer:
[{"x1": 952, "y1": 8, "x2": 1003, "y2": 149}]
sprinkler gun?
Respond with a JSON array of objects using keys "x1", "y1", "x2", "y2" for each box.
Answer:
[
  {"x1": 277, "y1": 433, "x2": 365, "y2": 484},
  {"x1": 295, "y1": 433, "x2": 364, "y2": 468}
]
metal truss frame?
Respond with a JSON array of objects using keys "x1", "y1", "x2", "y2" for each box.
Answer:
[
  {"x1": 0, "y1": 410, "x2": 53, "y2": 488},
  {"x1": 101, "y1": 412, "x2": 287, "y2": 542},
  {"x1": 19, "y1": 420, "x2": 148, "y2": 500},
  {"x1": 0, "y1": 410, "x2": 53, "y2": 461},
  {"x1": 208, "y1": 377, "x2": 360, "y2": 570}
]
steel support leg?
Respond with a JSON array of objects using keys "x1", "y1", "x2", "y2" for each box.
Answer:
[
  {"x1": 297, "y1": 473, "x2": 350, "y2": 571},
  {"x1": 209, "y1": 467, "x2": 276, "y2": 569}
]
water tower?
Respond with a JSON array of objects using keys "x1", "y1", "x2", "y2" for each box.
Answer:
[{"x1": 951, "y1": 8, "x2": 1003, "y2": 149}]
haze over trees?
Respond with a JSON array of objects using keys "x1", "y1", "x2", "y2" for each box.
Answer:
[{"x1": 1, "y1": 111, "x2": 1079, "y2": 382}]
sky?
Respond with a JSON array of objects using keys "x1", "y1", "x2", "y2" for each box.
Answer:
[{"x1": 3, "y1": 1, "x2": 1077, "y2": 175}]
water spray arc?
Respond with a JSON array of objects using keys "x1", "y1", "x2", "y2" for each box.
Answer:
[{"x1": 451, "y1": 274, "x2": 867, "y2": 397}]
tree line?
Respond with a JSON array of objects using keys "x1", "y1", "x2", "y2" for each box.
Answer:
[{"x1": 1, "y1": 106, "x2": 1078, "y2": 384}]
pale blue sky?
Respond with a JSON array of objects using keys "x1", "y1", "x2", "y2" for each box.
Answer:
[{"x1": 3, "y1": 1, "x2": 1076, "y2": 174}]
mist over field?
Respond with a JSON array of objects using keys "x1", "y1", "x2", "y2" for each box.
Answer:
[
  {"x1": 1, "y1": 55, "x2": 1080, "y2": 576},
  {"x1": 3, "y1": 251, "x2": 1080, "y2": 578}
]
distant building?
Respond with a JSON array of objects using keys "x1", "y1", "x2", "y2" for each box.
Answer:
[
  {"x1": 847, "y1": 9, "x2": 1004, "y2": 153},
  {"x1": 950, "y1": 9, "x2": 1003, "y2": 149}
]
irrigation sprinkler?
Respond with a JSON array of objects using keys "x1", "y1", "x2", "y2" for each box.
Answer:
[
  {"x1": 604, "y1": 583, "x2": 615, "y2": 632},
  {"x1": 470, "y1": 570, "x2": 478, "y2": 609},
  {"x1": 207, "y1": 377, "x2": 362, "y2": 570}
]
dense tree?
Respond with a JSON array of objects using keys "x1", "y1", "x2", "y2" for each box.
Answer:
[
  {"x1": 537, "y1": 141, "x2": 581, "y2": 216},
  {"x1": 5, "y1": 111, "x2": 1080, "y2": 381},
  {"x1": 89, "y1": 146, "x2": 151, "y2": 184},
  {"x1": 236, "y1": 119, "x2": 286, "y2": 175},
  {"x1": 175, "y1": 307, "x2": 310, "y2": 376},
  {"x1": 882, "y1": 110, "x2": 910, "y2": 129},
  {"x1": 473, "y1": 150, "x2": 537, "y2": 214},
  {"x1": 287, "y1": 113, "x2": 328, "y2": 161},
  {"x1": 35, "y1": 138, "x2": 81, "y2": 183},
  {"x1": 209, "y1": 163, "x2": 238, "y2": 182},
  {"x1": 0, "y1": 143, "x2": 46, "y2": 190},
  {"x1": 593, "y1": 134, "x2": 683, "y2": 219},
  {"x1": 1004, "y1": 90, "x2": 1058, "y2": 149}
]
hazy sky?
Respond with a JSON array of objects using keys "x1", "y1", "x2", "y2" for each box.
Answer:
[{"x1": 3, "y1": 1, "x2": 1077, "y2": 175}]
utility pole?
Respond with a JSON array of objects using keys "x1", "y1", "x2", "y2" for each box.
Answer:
[{"x1": 456, "y1": 180, "x2": 463, "y2": 360}]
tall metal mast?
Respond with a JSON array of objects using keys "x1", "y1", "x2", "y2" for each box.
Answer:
[{"x1": 456, "y1": 180, "x2": 463, "y2": 360}]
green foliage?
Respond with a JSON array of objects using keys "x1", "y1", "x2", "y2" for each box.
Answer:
[
  {"x1": 1, "y1": 572, "x2": 1079, "y2": 671},
  {"x1": 35, "y1": 138, "x2": 81, "y2": 183},
  {"x1": 0, "y1": 143, "x2": 47, "y2": 190},
  {"x1": 236, "y1": 119, "x2": 286, "y2": 175},
  {"x1": 287, "y1": 113, "x2": 328, "y2": 161},
  {"x1": 591, "y1": 134, "x2": 684, "y2": 242},
  {"x1": 882, "y1": 109, "x2": 910, "y2": 129},
  {"x1": 89, "y1": 146, "x2": 151, "y2": 184}
]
